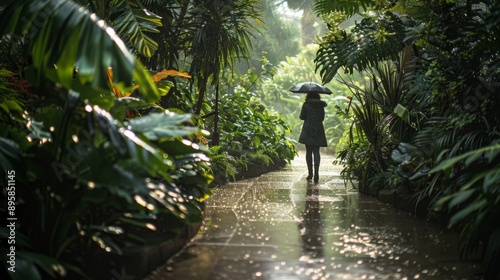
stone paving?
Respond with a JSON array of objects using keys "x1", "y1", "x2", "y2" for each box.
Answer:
[{"x1": 145, "y1": 153, "x2": 482, "y2": 280}]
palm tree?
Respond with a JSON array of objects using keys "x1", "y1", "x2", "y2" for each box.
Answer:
[
  {"x1": 188, "y1": 0, "x2": 263, "y2": 144},
  {"x1": 73, "y1": 0, "x2": 163, "y2": 59},
  {"x1": 134, "y1": 0, "x2": 194, "y2": 71}
]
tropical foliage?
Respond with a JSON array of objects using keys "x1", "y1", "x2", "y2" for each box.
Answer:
[
  {"x1": 0, "y1": 0, "x2": 281, "y2": 278},
  {"x1": 0, "y1": 91, "x2": 211, "y2": 279},
  {"x1": 314, "y1": 0, "x2": 500, "y2": 278},
  {"x1": 205, "y1": 64, "x2": 298, "y2": 184},
  {"x1": 334, "y1": 56, "x2": 418, "y2": 193}
]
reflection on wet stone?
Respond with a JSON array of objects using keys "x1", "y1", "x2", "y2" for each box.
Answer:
[
  {"x1": 145, "y1": 153, "x2": 481, "y2": 280},
  {"x1": 298, "y1": 184, "x2": 324, "y2": 259}
]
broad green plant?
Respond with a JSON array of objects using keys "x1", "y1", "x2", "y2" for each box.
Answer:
[
  {"x1": 203, "y1": 69, "x2": 297, "y2": 180},
  {"x1": 0, "y1": 0, "x2": 159, "y2": 102},
  {"x1": 0, "y1": 0, "x2": 213, "y2": 278},
  {"x1": 335, "y1": 58, "x2": 413, "y2": 193},
  {"x1": 0, "y1": 91, "x2": 212, "y2": 279},
  {"x1": 432, "y1": 141, "x2": 500, "y2": 280}
]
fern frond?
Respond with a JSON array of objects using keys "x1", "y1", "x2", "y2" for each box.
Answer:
[{"x1": 314, "y1": 0, "x2": 374, "y2": 17}]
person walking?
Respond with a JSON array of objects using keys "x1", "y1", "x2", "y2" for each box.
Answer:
[{"x1": 298, "y1": 92, "x2": 327, "y2": 183}]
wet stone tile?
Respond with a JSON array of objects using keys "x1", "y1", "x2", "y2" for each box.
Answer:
[
  {"x1": 257, "y1": 176, "x2": 299, "y2": 183},
  {"x1": 197, "y1": 209, "x2": 238, "y2": 243},
  {"x1": 144, "y1": 244, "x2": 223, "y2": 280},
  {"x1": 255, "y1": 182, "x2": 294, "y2": 189},
  {"x1": 229, "y1": 220, "x2": 303, "y2": 246}
]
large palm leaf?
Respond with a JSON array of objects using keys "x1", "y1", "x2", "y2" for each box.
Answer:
[
  {"x1": 109, "y1": 0, "x2": 162, "y2": 58},
  {"x1": 74, "y1": 0, "x2": 163, "y2": 58},
  {"x1": 0, "y1": 0, "x2": 159, "y2": 102},
  {"x1": 142, "y1": 0, "x2": 194, "y2": 70}
]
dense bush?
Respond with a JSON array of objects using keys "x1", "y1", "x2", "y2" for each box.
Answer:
[
  {"x1": 0, "y1": 87, "x2": 212, "y2": 279},
  {"x1": 203, "y1": 69, "x2": 297, "y2": 183}
]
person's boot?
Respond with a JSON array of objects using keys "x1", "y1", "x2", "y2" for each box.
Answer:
[
  {"x1": 313, "y1": 164, "x2": 320, "y2": 183},
  {"x1": 306, "y1": 163, "x2": 313, "y2": 181}
]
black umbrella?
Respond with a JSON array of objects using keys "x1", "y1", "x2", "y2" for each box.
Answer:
[{"x1": 289, "y1": 82, "x2": 332, "y2": 95}]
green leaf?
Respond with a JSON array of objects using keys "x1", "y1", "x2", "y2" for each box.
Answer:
[
  {"x1": 483, "y1": 169, "x2": 500, "y2": 192},
  {"x1": 449, "y1": 199, "x2": 487, "y2": 227},
  {"x1": 0, "y1": 138, "x2": 22, "y2": 175},
  {"x1": 448, "y1": 189, "x2": 475, "y2": 208},
  {"x1": 485, "y1": 140, "x2": 500, "y2": 163},
  {"x1": 0, "y1": 0, "x2": 160, "y2": 102},
  {"x1": 120, "y1": 129, "x2": 170, "y2": 179},
  {"x1": 156, "y1": 140, "x2": 202, "y2": 156},
  {"x1": 127, "y1": 112, "x2": 198, "y2": 141},
  {"x1": 0, "y1": 100, "x2": 24, "y2": 114},
  {"x1": 111, "y1": 0, "x2": 162, "y2": 58},
  {"x1": 393, "y1": 103, "x2": 409, "y2": 123},
  {"x1": 391, "y1": 148, "x2": 410, "y2": 163},
  {"x1": 315, "y1": 11, "x2": 406, "y2": 83},
  {"x1": 430, "y1": 143, "x2": 500, "y2": 173},
  {"x1": 314, "y1": 0, "x2": 373, "y2": 17},
  {"x1": 119, "y1": 217, "x2": 153, "y2": 229},
  {"x1": 115, "y1": 97, "x2": 162, "y2": 111},
  {"x1": 464, "y1": 150, "x2": 483, "y2": 167},
  {"x1": 7, "y1": 258, "x2": 42, "y2": 280},
  {"x1": 16, "y1": 251, "x2": 65, "y2": 279}
]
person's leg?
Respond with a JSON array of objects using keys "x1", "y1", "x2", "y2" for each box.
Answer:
[
  {"x1": 312, "y1": 146, "x2": 320, "y2": 183},
  {"x1": 305, "y1": 145, "x2": 313, "y2": 180}
]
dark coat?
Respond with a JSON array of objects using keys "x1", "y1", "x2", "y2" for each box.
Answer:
[{"x1": 298, "y1": 99, "x2": 327, "y2": 147}]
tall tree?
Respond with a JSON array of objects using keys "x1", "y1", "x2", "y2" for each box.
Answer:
[
  {"x1": 187, "y1": 0, "x2": 263, "y2": 145},
  {"x1": 189, "y1": 0, "x2": 263, "y2": 113},
  {"x1": 137, "y1": 0, "x2": 194, "y2": 71}
]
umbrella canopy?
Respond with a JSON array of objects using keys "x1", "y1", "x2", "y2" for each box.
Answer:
[{"x1": 289, "y1": 82, "x2": 332, "y2": 95}]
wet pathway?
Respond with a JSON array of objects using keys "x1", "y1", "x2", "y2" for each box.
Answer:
[{"x1": 145, "y1": 153, "x2": 481, "y2": 280}]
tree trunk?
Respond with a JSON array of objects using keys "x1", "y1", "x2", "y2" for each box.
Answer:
[
  {"x1": 213, "y1": 83, "x2": 220, "y2": 146},
  {"x1": 194, "y1": 76, "x2": 208, "y2": 115}
]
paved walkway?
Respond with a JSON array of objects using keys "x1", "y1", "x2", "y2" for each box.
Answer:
[{"x1": 145, "y1": 153, "x2": 481, "y2": 280}]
